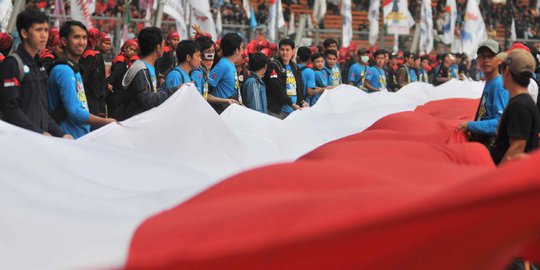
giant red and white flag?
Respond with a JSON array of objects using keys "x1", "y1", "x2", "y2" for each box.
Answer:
[{"x1": 2, "y1": 80, "x2": 540, "y2": 269}]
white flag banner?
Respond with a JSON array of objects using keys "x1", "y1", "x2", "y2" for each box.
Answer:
[
  {"x1": 419, "y1": 0, "x2": 433, "y2": 54},
  {"x1": 269, "y1": 0, "x2": 285, "y2": 42},
  {"x1": 243, "y1": 0, "x2": 251, "y2": 19},
  {"x1": 384, "y1": 0, "x2": 415, "y2": 35},
  {"x1": 510, "y1": 18, "x2": 517, "y2": 42},
  {"x1": 461, "y1": 0, "x2": 487, "y2": 58},
  {"x1": 87, "y1": 0, "x2": 96, "y2": 15},
  {"x1": 440, "y1": 0, "x2": 456, "y2": 44},
  {"x1": 313, "y1": 0, "x2": 327, "y2": 24},
  {"x1": 189, "y1": 0, "x2": 217, "y2": 41},
  {"x1": 163, "y1": 0, "x2": 188, "y2": 41},
  {"x1": 0, "y1": 0, "x2": 13, "y2": 32},
  {"x1": 216, "y1": 7, "x2": 223, "y2": 36},
  {"x1": 341, "y1": 0, "x2": 353, "y2": 47},
  {"x1": 71, "y1": 0, "x2": 94, "y2": 28},
  {"x1": 368, "y1": 0, "x2": 380, "y2": 45}
]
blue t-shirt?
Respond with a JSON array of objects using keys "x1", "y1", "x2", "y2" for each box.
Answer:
[
  {"x1": 311, "y1": 69, "x2": 329, "y2": 105},
  {"x1": 281, "y1": 64, "x2": 298, "y2": 113},
  {"x1": 164, "y1": 66, "x2": 192, "y2": 90},
  {"x1": 468, "y1": 75, "x2": 509, "y2": 135},
  {"x1": 365, "y1": 66, "x2": 387, "y2": 91},
  {"x1": 48, "y1": 65, "x2": 90, "y2": 139},
  {"x1": 450, "y1": 64, "x2": 459, "y2": 78},
  {"x1": 323, "y1": 67, "x2": 334, "y2": 86},
  {"x1": 299, "y1": 63, "x2": 316, "y2": 99},
  {"x1": 331, "y1": 65, "x2": 341, "y2": 86},
  {"x1": 348, "y1": 63, "x2": 368, "y2": 88},
  {"x1": 417, "y1": 68, "x2": 428, "y2": 82},
  {"x1": 409, "y1": 67, "x2": 418, "y2": 82},
  {"x1": 142, "y1": 60, "x2": 158, "y2": 93},
  {"x1": 208, "y1": 57, "x2": 239, "y2": 99},
  {"x1": 190, "y1": 67, "x2": 209, "y2": 99}
]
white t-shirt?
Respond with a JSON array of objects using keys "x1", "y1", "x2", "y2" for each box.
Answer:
[{"x1": 528, "y1": 78, "x2": 538, "y2": 103}]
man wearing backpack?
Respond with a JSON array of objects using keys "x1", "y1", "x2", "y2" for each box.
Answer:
[
  {"x1": 263, "y1": 39, "x2": 308, "y2": 119},
  {"x1": 297, "y1": 46, "x2": 319, "y2": 106},
  {"x1": 164, "y1": 40, "x2": 201, "y2": 90},
  {"x1": 0, "y1": 9, "x2": 70, "y2": 138},
  {"x1": 48, "y1": 20, "x2": 115, "y2": 139}
]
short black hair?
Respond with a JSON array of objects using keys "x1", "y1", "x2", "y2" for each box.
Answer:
[
  {"x1": 176, "y1": 40, "x2": 201, "y2": 63},
  {"x1": 311, "y1": 52, "x2": 324, "y2": 62},
  {"x1": 59, "y1": 20, "x2": 87, "y2": 40},
  {"x1": 279, "y1": 38, "x2": 295, "y2": 49},
  {"x1": 421, "y1": 55, "x2": 429, "y2": 61},
  {"x1": 323, "y1": 38, "x2": 338, "y2": 49},
  {"x1": 195, "y1": 35, "x2": 214, "y2": 52},
  {"x1": 297, "y1": 46, "x2": 312, "y2": 63},
  {"x1": 374, "y1": 49, "x2": 386, "y2": 58},
  {"x1": 403, "y1": 51, "x2": 412, "y2": 59},
  {"x1": 248, "y1": 52, "x2": 269, "y2": 72},
  {"x1": 16, "y1": 9, "x2": 48, "y2": 39},
  {"x1": 324, "y1": 49, "x2": 337, "y2": 58},
  {"x1": 138, "y1": 27, "x2": 163, "y2": 57},
  {"x1": 221, "y1": 33, "x2": 243, "y2": 57}
]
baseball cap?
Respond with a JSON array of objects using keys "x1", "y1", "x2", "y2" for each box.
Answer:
[
  {"x1": 167, "y1": 31, "x2": 180, "y2": 40},
  {"x1": 496, "y1": 49, "x2": 536, "y2": 76},
  {"x1": 477, "y1": 39, "x2": 500, "y2": 54}
]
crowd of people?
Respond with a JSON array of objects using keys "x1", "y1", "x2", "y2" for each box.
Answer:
[{"x1": 2, "y1": 7, "x2": 540, "y2": 174}]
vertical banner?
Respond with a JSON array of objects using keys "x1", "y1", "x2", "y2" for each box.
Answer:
[
  {"x1": 289, "y1": 11, "x2": 296, "y2": 35},
  {"x1": 54, "y1": 0, "x2": 66, "y2": 27},
  {"x1": 419, "y1": 0, "x2": 433, "y2": 54},
  {"x1": 0, "y1": 0, "x2": 13, "y2": 32},
  {"x1": 461, "y1": 0, "x2": 487, "y2": 58},
  {"x1": 189, "y1": 0, "x2": 217, "y2": 41},
  {"x1": 510, "y1": 18, "x2": 517, "y2": 42},
  {"x1": 71, "y1": 0, "x2": 94, "y2": 28},
  {"x1": 341, "y1": 0, "x2": 352, "y2": 47},
  {"x1": 313, "y1": 0, "x2": 327, "y2": 25},
  {"x1": 163, "y1": 0, "x2": 188, "y2": 41},
  {"x1": 383, "y1": 0, "x2": 415, "y2": 35},
  {"x1": 269, "y1": 0, "x2": 285, "y2": 42},
  {"x1": 440, "y1": 0, "x2": 456, "y2": 45},
  {"x1": 368, "y1": 0, "x2": 380, "y2": 45}
]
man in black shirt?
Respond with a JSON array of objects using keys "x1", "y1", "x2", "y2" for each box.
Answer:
[
  {"x1": 0, "y1": 9, "x2": 70, "y2": 138},
  {"x1": 490, "y1": 49, "x2": 540, "y2": 165}
]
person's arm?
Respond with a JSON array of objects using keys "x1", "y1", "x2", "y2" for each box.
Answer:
[
  {"x1": 468, "y1": 84, "x2": 509, "y2": 134},
  {"x1": 132, "y1": 71, "x2": 176, "y2": 111},
  {"x1": 264, "y1": 63, "x2": 293, "y2": 107},
  {"x1": 501, "y1": 138, "x2": 527, "y2": 163},
  {"x1": 243, "y1": 78, "x2": 259, "y2": 111},
  {"x1": 52, "y1": 67, "x2": 91, "y2": 126},
  {"x1": 0, "y1": 58, "x2": 43, "y2": 133},
  {"x1": 347, "y1": 64, "x2": 359, "y2": 86},
  {"x1": 47, "y1": 114, "x2": 66, "y2": 137},
  {"x1": 396, "y1": 66, "x2": 408, "y2": 89},
  {"x1": 363, "y1": 69, "x2": 379, "y2": 92},
  {"x1": 107, "y1": 60, "x2": 127, "y2": 90}
]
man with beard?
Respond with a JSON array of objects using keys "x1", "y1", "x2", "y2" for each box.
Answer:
[{"x1": 48, "y1": 20, "x2": 115, "y2": 139}]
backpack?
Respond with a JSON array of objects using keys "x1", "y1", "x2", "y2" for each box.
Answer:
[
  {"x1": 48, "y1": 58, "x2": 82, "y2": 124},
  {"x1": 9, "y1": 52, "x2": 26, "y2": 82}
]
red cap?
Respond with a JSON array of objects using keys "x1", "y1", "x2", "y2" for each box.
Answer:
[
  {"x1": 310, "y1": 45, "x2": 318, "y2": 54},
  {"x1": 87, "y1": 28, "x2": 102, "y2": 48},
  {"x1": 0, "y1": 32, "x2": 12, "y2": 51},
  {"x1": 261, "y1": 48, "x2": 271, "y2": 57},
  {"x1": 101, "y1": 32, "x2": 111, "y2": 42},
  {"x1": 269, "y1": 43, "x2": 277, "y2": 52},
  {"x1": 510, "y1": 42, "x2": 530, "y2": 52},
  {"x1": 259, "y1": 39, "x2": 269, "y2": 49},
  {"x1": 121, "y1": 39, "x2": 139, "y2": 51},
  {"x1": 348, "y1": 41, "x2": 357, "y2": 51},
  {"x1": 167, "y1": 31, "x2": 180, "y2": 40}
]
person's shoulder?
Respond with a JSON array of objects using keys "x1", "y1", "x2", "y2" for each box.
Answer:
[
  {"x1": 82, "y1": 49, "x2": 96, "y2": 58},
  {"x1": 51, "y1": 64, "x2": 75, "y2": 76},
  {"x1": 113, "y1": 54, "x2": 126, "y2": 64}
]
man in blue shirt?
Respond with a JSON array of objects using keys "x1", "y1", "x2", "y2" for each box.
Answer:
[
  {"x1": 208, "y1": 33, "x2": 243, "y2": 113},
  {"x1": 296, "y1": 47, "x2": 319, "y2": 106},
  {"x1": 164, "y1": 40, "x2": 201, "y2": 90},
  {"x1": 119, "y1": 27, "x2": 179, "y2": 121},
  {"x1": 457, "y1": 39, "x2": 509, "y2": 146},
  {"x1": 417, "y1": 55, "x2": 429, "y2": 83},
  {"x1": 364, "y1": 49, "x2": 387, "y2": 92},
  {"x1": 48, "y1": 20, "x2": 115, "y2": 139},
  {"x1": 311, "y1": 52, "x2": 336, "y2": 105},
  {"x1": 242, "y1": 52, "x2": 269, "y2": 113},
  {"x1": 324, "y1": 50, "x2": 341, "y2": 87},
  {"x1": 348, "y1": 48, "x2": 370, "y2": 89}
]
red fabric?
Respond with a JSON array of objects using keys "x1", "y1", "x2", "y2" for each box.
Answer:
[
  {"x1": 82, "y1": 49, "x2": 96, "y2": 58},
  {"x1": 0, "y1": 32, "x2": 12, "y2": 50},
  {"x1": 127, "y1": 98, "x2": 540, "y2": 269},
  {"x1": 40, "y1": 49, "x2": 55, "y2": 60}
]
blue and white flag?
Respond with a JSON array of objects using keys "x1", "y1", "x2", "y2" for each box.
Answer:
[
  {"x1": 419, "y1": 0, "x2": 433, "y2": 53},
  {"x1": 461, "y1": 0, "x2": 487, "y2": 58},
  {"x1": 0, "y1": 0, "x2": 13, "y2": 32},
  {"x1": 440, "y1": 0, "x2": 456, "y2": 45},
  {"x1": 368, "y1": 0, "x2": 380, "y2": 45}
]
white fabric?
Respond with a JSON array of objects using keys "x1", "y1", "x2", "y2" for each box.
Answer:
[
  {"x1": 163, "y1": 0, "x2": 189, "y2": 41},
  {"x1": 383, "y1": 0, "x2": 415, "y2": 35},
  {"x1": 341, "y1": 0, "x2": 353, "y2": 48},
  {"x1": 461, "y1": 0, "x2": 487, "y2": 58},
  {"x1": 511, "y1": 18, "x2": 517, "y2": 42},
  {"x1": 189, "y1": 0, "x2": 217, "y2": 41},
  {"x1": 528, "y1": 78, "x2": 539, "y2": 103},
  {"x1": 269, "y1": 0, "x2": 285, "y2": 42},
  {"x1": 419, "y1": 0, "x2": 434, "y2": 54},
  {"x1": 0, "y1": 80, "x2": 483, "y2": 269},
  {"x1": 368, "y1": 0, "x2": 380, "y2": 45},
  {"x1": 313, "y1": 0, "x2": 327, "y2": 23},
  {"x1": 70, "y1": 0, "x2": 93, "y2": 28},
  {"x1": 0, "y1": 0, "x2": 13, "y2": 32}
]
